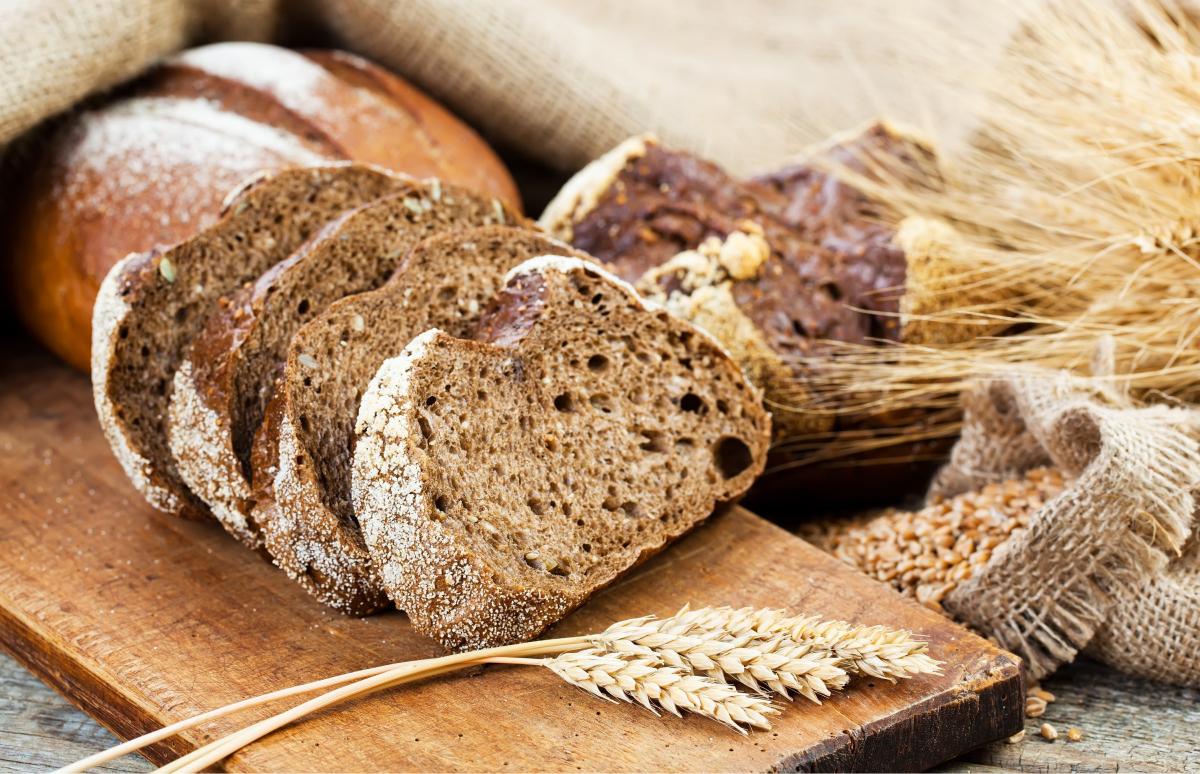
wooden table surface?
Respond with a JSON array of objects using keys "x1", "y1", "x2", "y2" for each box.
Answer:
[{"x1": 4, "y1": 649, "x2": 1195, "y2": 773}]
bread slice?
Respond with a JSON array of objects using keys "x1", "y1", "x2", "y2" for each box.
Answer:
[
  {"x1": 251, "y1": 227, "x2": 583, "y2": 614},
  {"x1": 169, "y1": 186, "x2": 516, "y2": 549},
  {"x1": 352, "y1": 257, "x2": 772, "y2": 649},
  {"x1": 92, "y1": 164, "x2": 409, "y2": 518}
]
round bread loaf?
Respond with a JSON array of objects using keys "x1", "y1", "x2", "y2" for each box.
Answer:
[{"x1": 6, "y1": 42, "x2": 520, "y2": 372}]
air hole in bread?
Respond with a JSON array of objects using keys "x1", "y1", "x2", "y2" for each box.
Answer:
[
  {"x1": 635, "y1": 350, "x2": 652, "y2": 364},
  {"x1": 676, "y1": 437, "x2": 695, "y2": 448},
  {"x1": 639, "y1": 430, "x2": 668, "y2": 453},
  {"x1": 821, "y1": 281, "x2": 843, "y2": 301},
  {"x1": 433, "y1": 495, "x2": 448, "y2": 512},
  {"x1": 620, "y1": 502, "x2": 642, "y2": 518},
  {"x1": 553, "y1": 393, "x2": 574, "y2": 412},
  {"x1": 437, "y1": 286, "x2": 457, "y2": 303},
  {"x1": 425, "y1": 395, "x2": 437, "y2": 407},
  {"x1": 586, "y1": 354, "x2": 609, "y2": 372},
  {"x1": 140, "y1": 345, "x2": 150, "y2": 358},
  {"x1": 602, "y1": 497, "x2": 619, "y2": 511},
  {"x1": 550, "y1": 565, "x2": 570, "y2": 578},
  {"x1": 716, "y1": 399, "x2": 730, "y2": 414},
  {"x1": 792, "y1": 319, "x2": 807, "y2": 337},
  {"x1": 680, "y1": 393, "x2": 706, "y2": 413},
  {"x1": 589, "y1": 394, "x2": 613, "y2": 413},
  {"x1": 590, "y1": 293, "x2": 603, "y2": 305},
  {"x1": 527, "y1": 497, "x2": 546, "y2": 515},
  {"x1": 714, "y1": 436, "x2": 753, "y2": 479},
  {"x1": 174, "y1": 306, "x2": 189, "y2": 324},
  {"x1": 581, "y1": 543, "x2": 592, "y2": 553},
  {"x1": 299, "y1": 415, "x2": 310, "y2": 433},
  {"x1": 297, "y1": 299, "x2": 310, "y2": 315},
  {"x1": 417, "y1": 415, "x2": 433, "y2": 442}
]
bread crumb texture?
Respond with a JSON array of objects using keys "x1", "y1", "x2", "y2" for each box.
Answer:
[{"x1": 352, "y1": 258, "x2": 770, "y2": 649}]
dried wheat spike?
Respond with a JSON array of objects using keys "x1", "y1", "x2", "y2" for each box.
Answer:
[
  {"x1": 654, "y1": 605, "x2": 941, "y2": 682},
  {"x1": 544, "y1": 649, "x2": 778, "y2": 733},
  {"x1": 594, "y1": 622, "x2": 847, "y2": 703}
]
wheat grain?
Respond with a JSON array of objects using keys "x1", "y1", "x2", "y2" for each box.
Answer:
[{"x1": 541, "y1": 649, "x2": 778, "y2": 734}]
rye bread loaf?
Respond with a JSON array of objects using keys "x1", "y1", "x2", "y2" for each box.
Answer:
[
  {"x1": 169, "y1": 185, "x2": 518, "y2": 548},
  {"x1": 539, "y1": 125, "x2": 949, "y2": 501},
  {"x1": 352, "y1": 257, "x2": 771, "y2": 649},
  {"x1": 251, "y1": 227, "x2": 582, "y2": 614},
  {"x1": 92, "y1": 164, "x2": 410, "y2": 519}
]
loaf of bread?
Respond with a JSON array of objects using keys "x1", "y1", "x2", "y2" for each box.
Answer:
[
  {"x1": 9, "y1": 42, "x2": 519, "y2": 372},
  {"x1": 169, "y1": 184, "x2": 519, "y2": 552},
  {"x1": 252, "y1": 227, "x2": 582, "y2": 614},
  {"x1": 352, "y1": 257, "x2": 771, "y2": 648},
  {"x1": 540, "y1": 124, "x2": 952, "y2": 501},
  {"x1": 93, "y1": 165, "x2": 410, "y2": 520}
]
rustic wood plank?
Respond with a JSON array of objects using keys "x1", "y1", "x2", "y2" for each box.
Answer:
[
  {"x1": 953, "y1": 658, "x2": 1200, "y2": 773},
  {"x1": 0, "y1": 334, "x2": 1022, "y2": 771},
  {"x1": 0, "y1": 652, "x2": 151, "y2": 773}
]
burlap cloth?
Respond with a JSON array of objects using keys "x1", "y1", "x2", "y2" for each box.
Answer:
[
  {"x1": 932, "y1": 372, "x2": 1200, "y2": 685},
  {"x1": 0, "y1": 0, "x2": 1014, "y2": 174}
]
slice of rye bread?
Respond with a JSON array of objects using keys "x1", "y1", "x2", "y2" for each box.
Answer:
[
  {"x1": 92, "y1": 164, "x2": 411, "y2": 519},
  {"x1": 351, "y1": 256, "x2": 772, "y2": 649},
  {"x1": 250, "y1": 227, "x2": 585, "y2": 614},
  {"x1": 169, "y1": 186, "x2": 518, "y2": 549}
]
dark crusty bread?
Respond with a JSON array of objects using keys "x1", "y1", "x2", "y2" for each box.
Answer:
[
  {"x1": 539, "y1": 126, "x2": 950, "y2": 502},
  {"x1": 251, "y1": 227, "x2": 582, "y2": 614},
  {"x1": 168, "y1": 185, "x2": 517, "y2": 548},
  {"x1": 352, "y1": 257, "x2": 771, "y2": 649},
  {"x1": 92, "y1": 164, "x2": 409, "y2": 519}
]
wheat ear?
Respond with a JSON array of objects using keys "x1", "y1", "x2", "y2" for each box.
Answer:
[
  {"x1": 530, "y1": 649, "x2": 779, "y2": 734},
  {"x1": 594, "y1": 619, "x2": 848, "y2": 702},
  {"x1": 659, "y1": 606, "x2": 941, "y2": 681}
]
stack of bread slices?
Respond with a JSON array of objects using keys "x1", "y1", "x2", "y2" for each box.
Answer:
[{"x1": 92, "y1": 164, "x2": 771, "y2": 650}]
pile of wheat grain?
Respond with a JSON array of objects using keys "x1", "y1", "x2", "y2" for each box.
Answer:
[{"x1": 826, "y1": 467, "x2": 1067, "y2": 611}]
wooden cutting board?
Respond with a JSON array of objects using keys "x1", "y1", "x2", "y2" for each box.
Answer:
[{"x1": 0, "y1": 334, "x2": 1023, "y2": 772}]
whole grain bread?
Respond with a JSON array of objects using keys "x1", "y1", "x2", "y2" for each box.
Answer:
[
  {"x1": 92, "y1": 164, "x2": 410, "y2": 519},
  {"x1": 169, "y1": 185, "x2": 516, "y2": 548},
  {"x1": 251, "y1": 227, "x2": 582, "y2": 614},
  {"x1": 352, "y1": 257, "x2": 771, "y2": 649}
]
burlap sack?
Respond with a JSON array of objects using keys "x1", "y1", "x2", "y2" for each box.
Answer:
[
  {"x1": 0, "y1": 0, "x2": 1014, "y2": 173},
  {"x1": 932, "y1": 373, "x2": 1200, "y2": 685}
]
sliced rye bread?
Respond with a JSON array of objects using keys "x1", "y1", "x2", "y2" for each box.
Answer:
[
  {"x1": 92, "y1": 164, "x2": 410, "y2": 518},
  {"x1": 351, "y1": 256, "x2": 772, "y2": 649},
  {"x1": 251, "y1": 227, "x2": 584, "y2": 614},
  {"x1": 169, "y1": 186, "x2": 518, "y2": 549}
]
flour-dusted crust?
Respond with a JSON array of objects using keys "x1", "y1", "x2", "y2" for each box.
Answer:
[
  {"x1": 537, "y1": 134, "x2": 654, "y2": 241},
  {"x1": 252, "y1": 227, "x2": 573, "y2": 615},
  {"x1": 90, "y1": 164, "x2": 410, "y2": 519},
  {"x1": 92, "y1": 251, "x2": 184, "y2": 513},
  {"x1": 352, "y1": 257, "x2": 771, "y2": 650}
]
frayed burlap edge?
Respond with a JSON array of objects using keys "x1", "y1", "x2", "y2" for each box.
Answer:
[{"x1": 934, "y1": 372, "x2": 1199, "y2": 682}]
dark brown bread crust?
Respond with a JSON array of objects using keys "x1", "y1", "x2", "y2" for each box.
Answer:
[
  {"x1": 565, "y1": 141, "x2": 906, "y2": 349},
  {"x1": 251, "y1": 226, "x2": 570, "y2": 615},
  {"x1": 92, "y1": 164, "x2": 410, "y2": 519},
  {"x1": 542, "y1": 127, "x2": 950, "y2": 502},
  {"x1": 352, "y1": 258, "x2": 771, "y2": 649}
]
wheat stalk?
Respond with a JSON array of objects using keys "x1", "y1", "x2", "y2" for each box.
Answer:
[
  {"x1": 66, "y1": 606, "x2": 940, "y2": 772},
  {"x1": 767, "y1": 0, "x2": 1200, "y2": 463}
]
